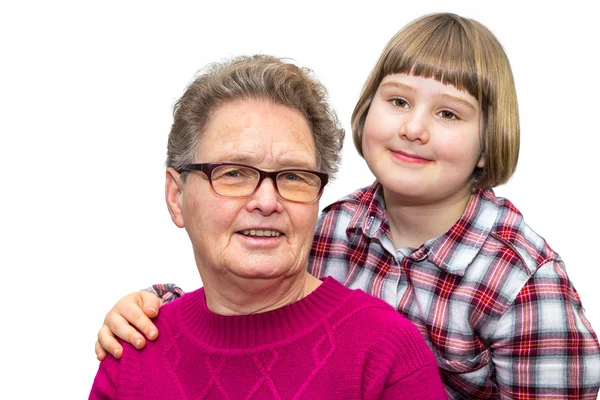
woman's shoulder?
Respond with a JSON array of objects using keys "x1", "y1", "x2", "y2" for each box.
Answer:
[
  {"x1": 333, "y1": 284, "x2": 423, "y2": 336},
  {"x1": 153, "y1": 287, "x2": 205, "y2": 334},
  {"x1": 333, "y1": 287, "x2": 438, "y2": 369}
]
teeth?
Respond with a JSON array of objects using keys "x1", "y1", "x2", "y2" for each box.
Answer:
[{"x1": 242, "y1": 229, "x2": 281, "y2": 237}]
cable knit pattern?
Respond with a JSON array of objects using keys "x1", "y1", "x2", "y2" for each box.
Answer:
[{"x1": 90, "y1": 277, "x2": 446, "y2": 399}]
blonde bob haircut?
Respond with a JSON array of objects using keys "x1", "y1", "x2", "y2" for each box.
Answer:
[{"x1": 351, "y1": 13, "x2": 519, "y2": 189}]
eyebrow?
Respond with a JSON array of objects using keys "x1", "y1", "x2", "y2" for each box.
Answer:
[
  {"x1": 278, "y1": 159, "x2": 315, "y2": 169},
  {"x1": 379, "y1": 81, "x2": 416, "y2": 93},
  {"x1": 435, "y1": 93, "x2": 477, "y2": 111},
  {"x1": 215, "y1": 153, "x2": 257, "y2": 164},
  {"x1": 214, "y1": 153, "x2": 315, "y2": 170},
  {"x1": 380, "y1": 81, "x2": 477, "y2": 111}
]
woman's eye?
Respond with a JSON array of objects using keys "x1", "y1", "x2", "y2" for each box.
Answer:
[
  {"x1": 215, "y1": 168, "x2": 248, "y2": 179},
  {"x1": 391, "y1": 98, "x2": 408, "y2": 108},
  {"x1": 439, "y1": 110, "x2": 458, "y2": 120},
  {"x1": 284, "y1": 173, "x2": 300, "y2": 181}
]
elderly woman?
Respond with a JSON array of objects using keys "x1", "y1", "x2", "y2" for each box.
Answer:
[{"x1": 89, "y1": 55, "x2": 446, "y2": 399}]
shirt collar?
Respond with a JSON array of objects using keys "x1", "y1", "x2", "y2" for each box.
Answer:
[
  {"x1": 422, "y1": 188, "x2": 499, "y2": 276},
  {"x1": 346, "y1": 181, "x2": 391, "y2": 242},
  {"x1": 345, "y1": 183, "x2": 500, "y2": 276}
]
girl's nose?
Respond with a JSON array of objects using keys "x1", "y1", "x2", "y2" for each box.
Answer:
[{"x1": 400, "y1": 110, "x2": 430, "y2": 143}]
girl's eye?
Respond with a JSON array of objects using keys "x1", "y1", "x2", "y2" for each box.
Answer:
[
  {"x1": 391, "y1": 98, "x2": 408, "y2": 108},
  {"x1": 439, "y1": 110, "x2": 458, "y2": 120}
]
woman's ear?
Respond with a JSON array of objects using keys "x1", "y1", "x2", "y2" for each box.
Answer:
[{"x1": 165, "y1": 168, "x2": 185, "y2": 228}]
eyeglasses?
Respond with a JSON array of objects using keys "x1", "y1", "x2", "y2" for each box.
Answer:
[{"x1": 182, "y1": 162, "x2": 329, "y2": 203}]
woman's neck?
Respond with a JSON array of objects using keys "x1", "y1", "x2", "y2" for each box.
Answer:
[
  {"x1": 201, "y1": 271, "x2": 322, "y2": 316},
  {"x1": 383, "y1": 187, "x2": 473, "y2": 249}
]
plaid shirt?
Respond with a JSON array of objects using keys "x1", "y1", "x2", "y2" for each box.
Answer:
[{"x1": 308, "y1": 181, "x2": 600, "y2": 399}]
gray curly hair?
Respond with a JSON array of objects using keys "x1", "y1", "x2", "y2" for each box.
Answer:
[{"x1": 167, "y1": 55, "x2": 345, "y2": 180}]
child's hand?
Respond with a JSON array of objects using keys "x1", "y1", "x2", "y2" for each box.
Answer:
[{"x1": 95, "y1": 291, "x2": 162, "y2": 361}]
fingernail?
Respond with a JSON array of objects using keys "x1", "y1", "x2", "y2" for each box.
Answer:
[
  {"x1": 147, "y1": 307, "x2": 157, "y2": 314},
  {"x1": 148, "y1": 330, "x2": 156, "y2": 339},
  {"x1": 135, "y1": 338, "x2": 142, "y2": 348},
  {"x1": 113, "y1": 348, "x2": 119, "y2": 357}
]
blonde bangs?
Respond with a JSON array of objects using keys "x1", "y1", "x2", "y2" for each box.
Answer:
[{"x1": 380, "y1": 17, "x2": 482, "y2": 101}]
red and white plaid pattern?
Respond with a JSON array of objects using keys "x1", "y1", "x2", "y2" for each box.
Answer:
[
  {"x1": 145, "y1": 283, "x2": 185, "y2": 304},
  {"x1": 309, "y1": 181, "x2": 600, "y2": 399}
]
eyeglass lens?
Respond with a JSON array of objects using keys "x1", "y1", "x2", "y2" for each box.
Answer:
[{"x1": 210, "y1": 165, "x2": 321, "y2": 202}]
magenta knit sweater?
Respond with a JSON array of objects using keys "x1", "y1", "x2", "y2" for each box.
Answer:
[{"x1": 90, "y1": 277, "x2": 446, "y2": 399}]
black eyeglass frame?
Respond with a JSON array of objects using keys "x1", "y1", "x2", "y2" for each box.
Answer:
[{"x1": 181, "y1": 162, "x2": 329, "y2": 203}]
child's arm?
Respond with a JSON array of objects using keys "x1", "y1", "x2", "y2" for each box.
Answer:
[
  {"x1": 95, "y1": 284, "x2": 184, "y2": 361},
  {"x1": 491, "y1": 260, "x2": 600, "y2": 398}
]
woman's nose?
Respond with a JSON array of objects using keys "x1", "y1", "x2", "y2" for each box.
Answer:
[{"x1": 246, "y1": 178, "x2": 283, "y2": 215}]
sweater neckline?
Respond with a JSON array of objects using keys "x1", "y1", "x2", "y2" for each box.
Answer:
[{"x1": 178, "y1": 277, "x2": 352, "y2": 350}]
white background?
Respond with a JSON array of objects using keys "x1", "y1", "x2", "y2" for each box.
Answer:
[{"x1": 1, "y1": 1, "x2": 599, "y2": 398}]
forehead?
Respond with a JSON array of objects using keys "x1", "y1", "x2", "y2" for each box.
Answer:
[{"x1": 197, "y1": 100, "x2": 317, "y2": 169}]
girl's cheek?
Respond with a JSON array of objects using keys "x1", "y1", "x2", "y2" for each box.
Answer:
[
  {"x1": 362, "y1": 113, "x2": 381, "y2": 143},
  {"x1": 361, "y1": 126, "x2": 376, "y2": 153}
]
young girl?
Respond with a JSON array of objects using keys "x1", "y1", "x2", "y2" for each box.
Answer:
[{"x1": 96, "y1": 13, "x2": 600, "y2": 399}]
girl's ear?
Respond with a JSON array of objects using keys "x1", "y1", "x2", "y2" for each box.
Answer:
[
  {"x1": 477, "y1": 152, "x2": 486, "y2": 169},
  {"x1": 165, "y1": 168, "x2": 185, "y2": 228}
]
